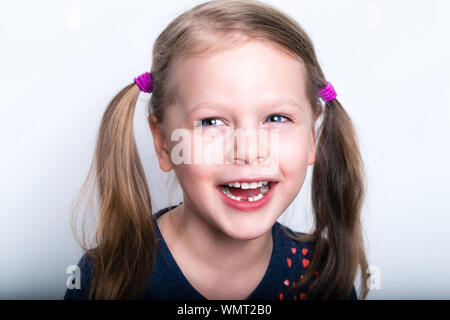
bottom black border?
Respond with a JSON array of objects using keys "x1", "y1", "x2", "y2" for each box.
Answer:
[{"x1": 1, "y1": 300, "x2": 449, "y2": 318}]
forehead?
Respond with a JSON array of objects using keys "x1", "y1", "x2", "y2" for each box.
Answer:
[{"x1": 172, "y1": 40, "x2": 309, "y2": 112}]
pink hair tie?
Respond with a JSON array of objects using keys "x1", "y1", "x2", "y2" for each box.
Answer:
[
  {"x1": 318, "y1": 81, "x2": 337, "y2": 102},
  {"x1": 134, "y1": 72, "x2": 153, "y2": 93}
]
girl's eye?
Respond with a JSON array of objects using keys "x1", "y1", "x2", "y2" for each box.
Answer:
[
  {"x1": 200, "y1": 118, "x2": 225, "y2": 127},
  {"x1": 199, "y1": 114, "x2": 292, "y2": 127},
  {"x1": 266, "y1": 114, "x2": 292, "y2": 123}
]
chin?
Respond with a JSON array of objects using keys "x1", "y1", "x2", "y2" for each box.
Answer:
[{"x1": 220, "y1": 217, "x2": 274, "y2": 241}]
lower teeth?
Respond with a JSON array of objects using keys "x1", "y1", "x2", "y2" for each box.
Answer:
[{"x1": 220, "y1": 184, "x2": 270, "y2": 202}]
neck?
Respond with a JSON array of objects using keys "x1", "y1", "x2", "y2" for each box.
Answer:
[{"x1": 163, "y1": 202, "x2": 273, "y2": 273}]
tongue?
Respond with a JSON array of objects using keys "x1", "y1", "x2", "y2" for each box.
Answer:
[{"x1": 227, "y1": 186, "x2": 261, "y2": 198}]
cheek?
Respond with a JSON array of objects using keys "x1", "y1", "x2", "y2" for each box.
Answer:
[
  {"x1": 196, "y1": 129, "x2": 227, "y2": 164},
  {"x1": 172, "y1": 162, "x2": 219, "y2": 206},
  {"x1": 168, "y1": 127, "x2": 224, "y2": 183},
  {"x1": 173, "y1": 162, "x2": 217, "y2": 185},
  {"x1": 277, "y1": 129, "x2": 311, "y2": 174}
]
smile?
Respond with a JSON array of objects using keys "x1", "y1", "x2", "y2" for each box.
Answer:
[
  {"x1": 216, "y1": 180, "x2": 277, "y2": 211},
  {"x1": 220, "y1": 181, "x2": 270, "y2": 202}
]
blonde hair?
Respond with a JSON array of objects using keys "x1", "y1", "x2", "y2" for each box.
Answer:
[{"x1": 71, "y1": 0, "x2": 369, "y2": 299}]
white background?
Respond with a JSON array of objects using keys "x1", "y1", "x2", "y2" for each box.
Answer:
[{"x1": 0, "y1": 0, "x2": 449, "y2": 299}]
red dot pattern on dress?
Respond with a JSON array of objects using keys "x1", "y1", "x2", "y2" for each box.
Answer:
[
  {"x1": 302, "y1": 258, "x2": 310, "y2": 268},
  {"x1": 287, "y1": 257, "x2": 292, "y2": 268},
  {"x1": 277, "y1": 241, "x2": 314, "y2": 300}
]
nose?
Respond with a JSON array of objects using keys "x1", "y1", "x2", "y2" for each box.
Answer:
[{"x1": 226, "y1": 128, "x2": 269, "y2": 165}]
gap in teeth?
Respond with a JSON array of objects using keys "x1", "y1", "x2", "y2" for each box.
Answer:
[{"x1": 220, "y1": 183, "x2": 270, "y2": 202}]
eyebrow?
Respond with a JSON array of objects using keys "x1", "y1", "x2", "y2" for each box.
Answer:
[{"x1": 190, "y1": 98, "x2": 305, "y2": 114}]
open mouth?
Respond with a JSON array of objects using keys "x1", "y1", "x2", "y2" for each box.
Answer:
[{"x1": 219, "y1": 181, "x2": 273, "y2": 202}]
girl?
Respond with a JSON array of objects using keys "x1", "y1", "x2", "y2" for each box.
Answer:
[{"x1": 65, "y1": 0, "x2": 369, "y2": 300}]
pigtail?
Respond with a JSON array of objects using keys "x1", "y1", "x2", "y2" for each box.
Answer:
[
  {"x1": 293, "y1": 97, "x2": 369, "y2": 300},
  {"x1": 72, "y1": 83, "x2": 157, "y2": 299}
]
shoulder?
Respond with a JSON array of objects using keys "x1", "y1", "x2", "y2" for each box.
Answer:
[
  {"x1": 273, "y1": 221, "x2": 316, "y2": 272},
  {"x1": 275, "y1": 222, "x2": 359, "y2": 300},
  {"x1": 274, "y1": 221, "x2": 315, "y2": 251},
  {"x1": 152, "y1": 202, "x2": 183, "y2": 220},
  {"x1": 63, "y1": 251, "x2": 95, "y2": 300}
]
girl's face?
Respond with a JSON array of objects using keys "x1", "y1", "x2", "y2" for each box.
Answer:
[{"x1": 150, "y1": 40, "x2": 316, "y2": 240}]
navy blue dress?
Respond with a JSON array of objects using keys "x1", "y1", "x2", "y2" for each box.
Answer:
[{"x1": 64, "y1": 202, "x2": 357, "y2": 300}]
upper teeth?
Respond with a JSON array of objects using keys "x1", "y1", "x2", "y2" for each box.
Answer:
[{"x1": 227, "y1": 181, "x2": 269, "y2": 189}]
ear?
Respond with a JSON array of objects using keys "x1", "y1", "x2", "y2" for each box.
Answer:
[
  {"x1": 308, "y1": 113, "x2": 319, "y2": 166},
  {"x1": 307, "y1": 130, "x2": 316, "y2": 166},
  {"x1": 148, "y1": 114, "x2": 173, "y2": 172}
]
